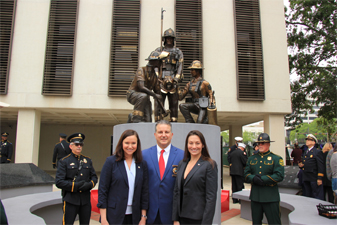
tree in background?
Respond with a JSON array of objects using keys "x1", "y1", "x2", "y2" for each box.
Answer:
[
  {"x1": 289, "y1": 118, "x2": 331, "y2": 144},
  {"x1": 221, "y1": 131, "x2": 229, "y2": 146},
  {"x1": 284, "y1": 0, "x2": 336, "y2": 130}
]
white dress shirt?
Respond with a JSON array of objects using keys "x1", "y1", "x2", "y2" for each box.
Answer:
[
  {"x1": 124, "y1": 158, "x2": 136, "y2": 214},
  {"x1": 157, "y1": 144, "x2": 171, "y2": 167}
]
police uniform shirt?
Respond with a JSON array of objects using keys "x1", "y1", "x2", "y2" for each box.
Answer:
[
  {"x1": 0, "y1": 140, "x2": 13, "y2": 163},
  {"x1": 244, "y1": 150, "x2": 284, "y2": 202},
  {"x1": 55, "y1": 152, "x2": 98, "y2": 205},
  {"x1": 301, "y1": 146, "x2": 324, "y2": 182}
]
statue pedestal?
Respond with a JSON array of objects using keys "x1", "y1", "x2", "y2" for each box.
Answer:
[{"x1": 113, "y1": 123, "x2": 222, "y2": 225}]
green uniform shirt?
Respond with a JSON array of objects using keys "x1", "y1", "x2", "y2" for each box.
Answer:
[{"x1": 244, "y1": 150, "x2": 284, "y2": 202}]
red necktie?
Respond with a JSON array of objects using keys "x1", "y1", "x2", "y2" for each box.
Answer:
[{"x1": 159, "y1": 150, "x2": 165, "y2": 180}]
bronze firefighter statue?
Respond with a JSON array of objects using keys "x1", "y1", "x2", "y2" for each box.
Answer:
[
  {"x1": 127, "y1": 51, "x2": 169, "y2": 123},
  {"x1": 178, "y1": 60, "x2": 217, "y2": 124},
  {"x1": 154, "y1": 28, "x2": 184, "y2": 122}
]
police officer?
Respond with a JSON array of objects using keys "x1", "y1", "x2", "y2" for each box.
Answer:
[
  {"x1": 230, "y1": 142, "x2": 248, "y2": 203},
  {"x1": 0, "y1": 132, "x2": 13, "y2": 163},
  {"x1": 298, "y1": 134, "x2": 324, "y2": 200},
  {"x1": 52, "y1": 133, "x2": 71, "y2": 169},
  {"x1": 227, "y1": 137, "x2": 243, "y2": 165},
  {"x1": 127, "y1": 51, "x2": 167, "y2": 123},
  {"x1": 244, "y1": 133, "x2": 284, "y2": 225},
  {"x1": 55, "y1": 133, "x2": 98, "y2": 225},
  {"x1": 154, "y1": 28, "x2": 184, "y2": 122}
]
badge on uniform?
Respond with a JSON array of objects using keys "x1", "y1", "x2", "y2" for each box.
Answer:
[
  {"x1": 172, "y1": 165, "x2": 178, "y2": 177},
  {"x1": 310, "y1": 155, "x2": 313, "y2": 158},
  {"x1": 267, "y1": 157, "x2": 272, "y2": 160},
  {"x1": 279, "y1": 159, "x2": 284, "y2": 166},
  {"x1": 83, "y1": 158, "x2": 87, "y2": 163},
  {"x1": 70, "y1": 163, "x2": 75, "y2": 166}
]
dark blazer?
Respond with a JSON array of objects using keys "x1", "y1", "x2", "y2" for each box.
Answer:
[
  {"x1": 172, "y1": 157, "x2": 218, "y2": 225},
  {"x1": 52, "y1": 140, "x2": 71, "y2": 165},
  {"x1": 97, "y1": 155, "x2": 149, "y2": 225},
  {"x1": 300, "y1": 146, "x2": 324, "y2": 182},
  {"x1": 229, "y1": 149, "x2": 248, "y2": 176},
  {"x1": 142, "y1": 145, "x2": 184, "y2": 224}
]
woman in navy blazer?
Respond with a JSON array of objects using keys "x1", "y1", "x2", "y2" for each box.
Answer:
[
  {"x1": 172, "y1": 130, "x2": 218, "y2": 225},
  {"x1": 98, "y1": 129, "x2": 149, "y2": 225}
]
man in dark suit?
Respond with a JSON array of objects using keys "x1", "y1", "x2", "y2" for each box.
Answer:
[
  {"x1": 230, "y1": 142, "x2": 248, "y2": 203},
  {"x1": 55, "y1": 133, "x2": 98, "y2": 225},
  {"x1": 142, "y1": 120, "x2": 184, "y2": 225},
  {"x1": 227, "y1": 136, "x2": 243, "y2": 165},
  {"x1": 52, "y1": 133, "x2": 71, "y2": 169},
  {"x1": 298, "y1": 134, "x2": 324, "y2": 200},
  {"x1": 0, "y1": 132, "x2": 13, "y2": 164},
  {"x1": 244, "y1": 133, "x2": 284, "y2": 225}
]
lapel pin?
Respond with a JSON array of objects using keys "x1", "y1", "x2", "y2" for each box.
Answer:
[
  {"x1": 198, "y1": 163, "x2": 200, "y2": 166},
  {"x1": 138, "y1": 166, "x2": 140, "y2": 169}
]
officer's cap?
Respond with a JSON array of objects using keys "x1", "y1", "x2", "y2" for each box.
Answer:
[
  {"x1": 305, "y1": 134, "x2": 317, "y2": 143},
  {"x1": 234, "y1": 136, "x2": 243, "y2": 142},
  {"x1": 256, "y1": 133, "x2": 275, "y2": 143},
  {"x1": 238, "y1": 143, "x2": 246, "y2": 149},
  {"x1": 188, "y1": 60, "x2": 203, "y2": 70},
  {"x1": 1, "y1": 132, "x2": 9, "y2": 137},
  {"x1": 67, "y1": 133, "x2": 85, "y2": 143},
  {"x1": 59, "y1": 133, "x2": 67, "y2": 138}
]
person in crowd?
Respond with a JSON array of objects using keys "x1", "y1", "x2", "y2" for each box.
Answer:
[
  {"x1": 227, "y1": 136, "x2": 243, "y2": 165},
  {"x1": 244, "y1": 133, "x2": 284, "y2": 225},
  {"x1": 172, "y1": 130, "x2": 218, "y2": 225},
  {"x1": 321, "y1": 142, "x2": 334, "y2": 203},
  {"x1": 0, "y1": 132, "x2": 13, "y2": 163},
  {"x1": 142, "y1": 120, "x2": 184, "y2": 224},
  {"x1": 291, "y1": 143, "x2": 302, "y2": 165},
  {"x1": 230, "y1": 142, "x2": 248, "y2": 203},
  {"x1": 55, "y1": 133, "x2": 98, "y2": 225},
  {"x1": 52, "y1": 133, "x2": 71, "y2": 169},
  {"x1": 252, "y1": 142, "x2": 259, "y2": 155},
  {"x1": 329, "y1": 144, "x2": 337, "y2": 204},
  {"x1": 178, "y1": 60, "x2": 215, "y2": 124},
  {"x1": 298, "y1": 134, "x2": 324, "y2": 200},
  {"x1": 97, "y1": 129, "x2": 149, "y2": 225}
]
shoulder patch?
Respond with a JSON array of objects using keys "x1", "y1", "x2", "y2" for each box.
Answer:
[{"x1": 279, "y1": 158, "x2": 284, "y2": 166}]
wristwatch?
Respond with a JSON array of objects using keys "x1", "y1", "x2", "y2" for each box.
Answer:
[{"x1": 141, "y1": 215, "x2": 147, "y2": 219}]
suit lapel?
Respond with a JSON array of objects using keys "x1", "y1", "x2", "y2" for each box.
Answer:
[
  {"x1": 150, "y1": 147, "x2": 161, "y2": 180},
  {"x1": 162, "y1": 146, "x2": 177, "y2": 181},
  {"x1": 134, "y1": 162, "x2": 141, "y2": 188},
  {"x1": 177, "y1": 161, "x2": 187, "y2": 189},
  {"x1": 117, "y1": 160, "x2": 128, "y2": 186},
  {"x1": 184, "y1": 158, "x2": 204, "y2": 186}
]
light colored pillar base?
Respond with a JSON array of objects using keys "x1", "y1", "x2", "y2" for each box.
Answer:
[
  {"x1": 264, "y1": 114, "x2": 286, "y2": 159},
  {"x1": 228, "y1": 125, "x2": 243, "y2": 147},
  {"x1": 15, "y1": 109, "x2": 41, "y2": 165}
]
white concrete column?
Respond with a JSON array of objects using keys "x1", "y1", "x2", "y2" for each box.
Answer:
[
  {"x1": 228, "y1": 125, "x2": 243, "y2": 146},
  {"x1": 15, "y1": 109, "x2": 41, "y2": 165},
  {"x1": 139, "y1": 0, "x2": 175, "y2": 67},
  {"x1": 263, "y1": 114, "x2": 286, "y2": 159}
]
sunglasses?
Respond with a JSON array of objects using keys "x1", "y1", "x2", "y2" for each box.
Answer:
[
  {"x1": 72, "y1": 143, "x2": 83, "y2": 147},
  {"x1": 258, "y1": 142, "x2": 269, "y2": 145}
]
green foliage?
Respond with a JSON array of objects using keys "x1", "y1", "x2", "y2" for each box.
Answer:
[
  {"x1": 289, "y1": 118, "x2": 333, "y2": 143},
  {"x1": 242, "y1": 130, "x2": 260, "y2": 144},
  {"x1": 220, "y1": 131, "x2": 229, "y2": 145},
  {"x1": 284, "y1": 0, "x2": 337, "y2": 128}
]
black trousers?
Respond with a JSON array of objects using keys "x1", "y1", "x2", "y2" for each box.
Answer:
[
  {"x1": 303, "y1": 181, "x2": 324, "y2": 200},
  {"x1": 179, "y1": 217, "x2": 202, "y2": 225},
  {"x1": 123, "y1": 214, "x2": 133, "y2": 225},
  {"x1": 231, "y1": 175, "x2": 244, "y2": 203},
  {"x1": 251, "y1": 201, "x2": 281, "y2": 225},
  {"x1": 62, "y1": 201, "x2": 91, "y2": 225}
]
